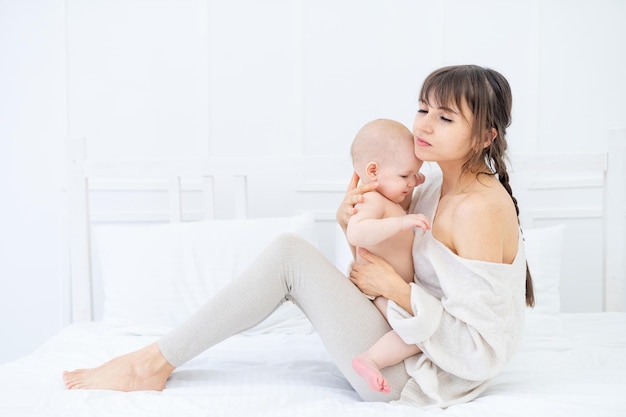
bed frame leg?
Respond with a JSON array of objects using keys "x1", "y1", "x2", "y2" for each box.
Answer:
[
  {"x1": 67, "y1": 137, "x2": 93, "y2": 322},
  {"x1": 604, "y1": 128, "x2": 626, "y2": 312}
]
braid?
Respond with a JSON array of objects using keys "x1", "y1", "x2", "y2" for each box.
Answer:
[
  {"x1": 490, "y1": 152, "x2": 535, "y2": 308},
  {"x1": 489, "y1": 151, "x2": 519, "y2": 216}
]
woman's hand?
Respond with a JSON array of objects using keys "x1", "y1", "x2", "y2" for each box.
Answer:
[
  {"x1": 336, "y1": 172, "x2": 378, "y2": 232},
  {"x1": 349, "y1": 248, "x2": 413, "y2": 314}
]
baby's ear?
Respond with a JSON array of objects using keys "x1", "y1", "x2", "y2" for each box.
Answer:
[{"x1": 365, "y1": 161, "x2": 379, "y2": 180}]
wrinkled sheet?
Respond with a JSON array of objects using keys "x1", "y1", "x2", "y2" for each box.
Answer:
[{"x1": 1, "y1": 313, "x2": 625, "y2": 417}]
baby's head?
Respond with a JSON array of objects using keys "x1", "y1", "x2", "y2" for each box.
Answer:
[{"x1": 351, "y1": 119, "x2": 423, "y2": 204}]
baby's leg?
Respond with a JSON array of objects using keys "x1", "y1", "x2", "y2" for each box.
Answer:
[
  {"x1": 373, "y1": 296, "x2": 388, "y2": 320},
  {"x1": 352, "y1": 330, "x2": 421, "y2": 393}
]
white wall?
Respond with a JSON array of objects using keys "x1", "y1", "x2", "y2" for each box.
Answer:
[
  {"x1": 0, "y1": 0, "x2": 68, "y2": 363},
  {"x1": 1, "y1": 0, "x2": 625, "y2": 364}
]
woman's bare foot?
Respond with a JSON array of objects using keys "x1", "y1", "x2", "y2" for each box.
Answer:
[
  {"x1": 352, "y1": 355, "x2": 390, "y2": 394},
  {"x1": 63, "y1": 342, "x2": 175, "y2": 391}
]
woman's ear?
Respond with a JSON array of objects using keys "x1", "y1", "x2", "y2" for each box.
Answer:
[
  {"x1": 483, "y1": 128, "x2": 498, "y2": 149},
  {"x1": 365, "y1": 161, "x2": 379, "y2": 180}
]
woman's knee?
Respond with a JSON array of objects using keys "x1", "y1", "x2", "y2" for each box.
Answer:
[{"x1": 268, "y1": 233, "x2": 315, "y2": 256}]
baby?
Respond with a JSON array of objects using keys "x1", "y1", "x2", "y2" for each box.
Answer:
[{"x1": 346, "y1": 118, "x2": 430, "y2": 393}]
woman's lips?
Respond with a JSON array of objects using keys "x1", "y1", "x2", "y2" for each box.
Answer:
[{"x1": 415, "y1": 137, "x2": 431, "y2": 146}]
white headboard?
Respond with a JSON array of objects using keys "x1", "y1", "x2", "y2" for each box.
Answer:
[
  {"x1": 66, "y1": 129, "x2": 626, "y2": 322},
  {"x1": 508, "y1": 128, "x2": 625, "y2": 312}
]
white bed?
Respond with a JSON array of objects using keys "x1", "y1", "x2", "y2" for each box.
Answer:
[
  {"x1": 1, "y1": 313, "x2": 625, "y2": 417},
  {"x1": 1, "y1": 130, "x2": 625, "y2": 417}
]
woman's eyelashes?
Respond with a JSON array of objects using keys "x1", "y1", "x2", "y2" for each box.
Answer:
[{"x1": 417, "y1": 107, "x2": 453, "y2": 123}]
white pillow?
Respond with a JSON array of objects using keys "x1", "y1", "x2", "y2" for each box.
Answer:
[
  {"x1": 94, "y1": 212, "x2": 316, "y2": 335},
  {"x1": 522, "y1": 224, "x2": 566, "y2": 339}
]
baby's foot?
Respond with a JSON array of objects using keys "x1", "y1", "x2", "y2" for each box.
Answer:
[
  {"x1": 352, "y1": 355, "x2": 390, "y2": 394},
  {"x1": 63, "y1": 343, "x2": 174, "y2": 391}
]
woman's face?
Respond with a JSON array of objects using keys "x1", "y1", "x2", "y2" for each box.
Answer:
[{"x1": 412, "y1": 95, "x2": 475, "y2": 164}]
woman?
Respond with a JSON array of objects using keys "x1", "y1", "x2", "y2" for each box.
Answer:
[{"x1": 63, "y1": 65, "x2": 533, "y2": 408}]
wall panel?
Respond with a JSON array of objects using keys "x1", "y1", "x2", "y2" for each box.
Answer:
[
  {"x1": 66, "y1": 0, "x2": 210, "y2": 159},
  {"x1": 208, "y1": 0, "x2": 301, "y2": 156}
]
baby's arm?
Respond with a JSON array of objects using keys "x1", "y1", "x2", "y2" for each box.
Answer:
[{"x1": 347, "y1": 192, "x2": 430, "y2": 248}]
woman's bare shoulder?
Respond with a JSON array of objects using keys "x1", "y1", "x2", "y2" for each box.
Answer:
[{"x1": 449, "y1": 184, "x2": 518, "y2": 263}]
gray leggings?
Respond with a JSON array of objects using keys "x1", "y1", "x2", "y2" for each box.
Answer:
[{"x1": 157, "y1": 233, "x2": 411, "y2": 401}]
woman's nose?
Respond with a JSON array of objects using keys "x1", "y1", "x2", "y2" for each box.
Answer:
[{"x1": 413, "y1": 113, "x2": 432, "y2": 134}]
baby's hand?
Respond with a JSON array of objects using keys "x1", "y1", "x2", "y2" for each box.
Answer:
[{"x1": 401, "y1": 213, "x2": 431, "y2": 232}]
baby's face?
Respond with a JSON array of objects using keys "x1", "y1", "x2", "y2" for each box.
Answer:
[{"x1": 376, "y1": 149, "x2": 423, "y2": 204}]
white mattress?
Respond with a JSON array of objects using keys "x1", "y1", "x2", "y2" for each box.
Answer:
[{"x1": 1, "y1": 313, "x2": 625, "y2": 417}]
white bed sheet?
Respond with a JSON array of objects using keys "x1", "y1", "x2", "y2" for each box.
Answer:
[{"x1": 1, "y1": 313, "x2": 625, "y2": 417}]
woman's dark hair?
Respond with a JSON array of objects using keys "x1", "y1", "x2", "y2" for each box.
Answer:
[{"x1": 420, "y1": 65, "x2": 534, "y2": 307}]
